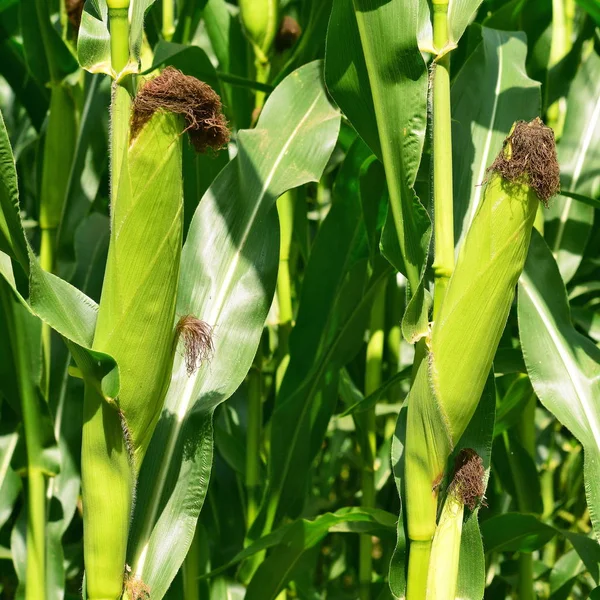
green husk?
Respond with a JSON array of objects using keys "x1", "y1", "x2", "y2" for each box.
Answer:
[
  {"x1": 403, "y1": 118, "x2": 559, "y2": 598},
  {"x1": 81, "y1": 68, "x2": 228, "y2": 599}
]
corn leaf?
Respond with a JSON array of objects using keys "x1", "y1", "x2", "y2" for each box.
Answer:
[
  {"x1": 126, "y1": 61, "x2": 340, "y2": 600},
  {"x1": 0, "y1": 111, "x2": 28, "y2": 270},
  {"x1": 519, "y1": 230, "x2": 600, "y2": 539},
  {"x1": 452, "y1": 27, "x2": 540, "y2": 250},
  {"x1": 0, "y1": 106, "x2": 118, "y2": 399},
  {"x1": 257, "y1": 138, "x2": 375, "y2": 525},
  {"x1": 545, "y1": 49, "x2": 600, "y2": 283},
  {"x1": 325, "y1": 0, "x2": 430, "y2": 312},
  {"x1": 481, "y1": 513, "x2": 557, "y2": 553}
]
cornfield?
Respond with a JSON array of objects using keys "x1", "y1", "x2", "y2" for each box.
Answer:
[{"x1": 0, "y1": 0, "x2": 600, "y2": 599}]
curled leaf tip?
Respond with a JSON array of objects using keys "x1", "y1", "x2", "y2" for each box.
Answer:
[
  {"x1": 488, "y1": 117, "x2": 560, "y2": 205},
  {"x1": 449, "y1": 448, "x2": 485, "y2": 510},
  {"x1": 176, "y1": 315, "x2": 214, "y2": 376},
  {"x1": 131, "y1": 66, "x2": 230, "y2": 153}
]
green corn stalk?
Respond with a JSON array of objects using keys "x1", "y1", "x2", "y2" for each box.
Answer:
[
  {"x1": 239, "y1": 0, "x2": 278, "y2": 109},
  {"x1": 404, "y1": 118, "x2": 560, "y2": 598}
]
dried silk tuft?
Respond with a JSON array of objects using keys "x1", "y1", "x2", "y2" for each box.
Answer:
[
  {"x1": 488, "y1": 117, "x2": 560, "y2": 205},
  {"x1": 176, "y1": 315, "x2": 214, "y2": 376},
  {"x1": 131, "y1": 67, "x2": 230, "y2": 153},
  {"x1": 449, "y1": 448, "x2": 485, "y2": 510}
]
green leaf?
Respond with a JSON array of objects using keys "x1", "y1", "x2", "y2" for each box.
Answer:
[
  {"x1": 0, "y1": 14, "x2": 49, "y2": 130},
  {"x1": 0, "y1": 428, "x2": 20, "y2": 530},
  {"x1": 574, "y1": 0, "x2": 600, "y2": 25},
  {"x1": 519, "y1": 230, "x2": 600, "y2": 539},
  {"x1": 325, "y1": 0, "x2": 431, "y2": 323},
  {"x1": 202, "y1": 0, "x2": 253, "y2": 129},
  {"x1": 0, "y1": 110, "x2": 28, "y2": 270},
  {"x1": 448, "y1": 0, "x2": 485, "y2": 47},
  {"x1": 56, "y1": 74, "x2": 111, "y2": 274},
  {"x1": 452, "y1": 27, "x2": 540, "y2": 249},
  {"x1": 560, "y1": 190, "x2": 600, "y2": 210},
  {"x1": 481, "y1": 513, "x2": 557, "y2": 553},
  {"x1": 0, "y1": 104, "x2": 117, "y2": 397},
  {"x1": 203, "y1": 508, "x2": 396, "y2": 585},
  {"x1": 545, "y1": 50, "x2": 600, "y2": 283},
  {"x1": 20, "y1": 0, "x2": 78, "y2": 84},
  {"x1": 245, "y1": 509, "x2": 396, "y2": 600},
  {"x1": 255, "y1": 147, "x2": 395, "y2": 535},
  {"x1": 77, "y1": 0, "x2": 111, "y2": 75},
  {"x1": 126, "y1": 61, "x2": 340, "y2": 600},
  {"x1": 340, "y1": 366, "x2": 411, "y2": 417}
]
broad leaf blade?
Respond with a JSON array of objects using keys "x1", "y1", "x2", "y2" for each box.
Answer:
[
  {"x1": 519, "y1": 230, "x2": 600, "y2": 539},
  {"x1": 545, "y1": 50, "x2": 600, "y2": 283},
  {"x1": 325, "y1": 0, "x2": 430, "y2": 322},
  {"x1": 452, "y1": 27, "x2": 540, "y2": 250},
  {"x1": 127, "y1": 61, "x2": 340, "y2": 600}
]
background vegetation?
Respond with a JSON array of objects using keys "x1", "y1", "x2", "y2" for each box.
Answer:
[{"x1": 0, "y1": 0, "x2": 600, "y2": 599}]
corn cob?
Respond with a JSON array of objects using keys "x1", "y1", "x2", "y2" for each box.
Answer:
[
  {"x1": 404, "y1": 118, "x2": 559, "y2": 598},
  {"x1": 82, "y1": 68, "x2": 228, "y2": 600}
]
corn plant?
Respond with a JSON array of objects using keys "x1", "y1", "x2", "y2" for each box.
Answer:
[{"x1": 1, "y1": 0, "x2": 600, "y2": 599}]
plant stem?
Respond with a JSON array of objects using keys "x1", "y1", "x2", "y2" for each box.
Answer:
[
  {"x1": 276, "y1": 191, "x2": 294, "y2": 391},
  {"x1": 109, "y1": 4, "x2": 131, "y2": 201},
  {"x1": 407, "y1": 540, "x2": 432, "y2": 599},
  {"x1": 407, "y1": 3, "x2": 453, "y2": 595},
  {"x1": 359, "y1": 284, "x2": 385, "y2": 600},
  {"x1": 162, "y1": 0, "x2": 175, "y2": 41},
  {"x1": 182, "y1": 525, "x2": 201, "y2": 600},
  {"x1": 0, "y1": 285, "x2": 46, "y2": 600},
  {"x1": 81, "y1": 7, "x2": 134, "y2": 599},
  {"x1": 246, "y1": 361, "x2": 263, "y2": 529},
  {"x1": 546, "y1": 0, "x2": 574, "y2": 138},
  {"x1": 516, "y1": 393, "x2": 537, "y2": 600},
  {"x1": 431, "y1": 0, "x2": 454, "y2": 320}
]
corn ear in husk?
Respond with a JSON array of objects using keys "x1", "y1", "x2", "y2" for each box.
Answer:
[
  {"x1": 404, "y1": 118, "x2": 559, "y2": 597},
  {"x1": 82, "y1": 68, "x2": 228, "y2": 600}
]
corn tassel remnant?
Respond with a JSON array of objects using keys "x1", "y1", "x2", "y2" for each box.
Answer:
[
  {"x1": 448, "y1": 448, "x2": 485, "y2": 510},
  {"x1": 124, "y1": 564, "x2": 150, "y2": 600},
  {"x1": 487, "y1": 117, "x2": 560, "y2": 205},
  {"x1": 275, "y1": 16, "x2": 302, "y2": 52},
  {"x1": 176, "y1": 315, "x2": 214, "y2": 376},
  {"x1": 131, "y1": 67, "x2": 230, "y2": 153}
]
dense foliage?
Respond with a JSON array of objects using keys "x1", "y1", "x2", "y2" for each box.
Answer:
[{"x1": 0, "y1": 0, "x2": 600, "y2": 599}]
